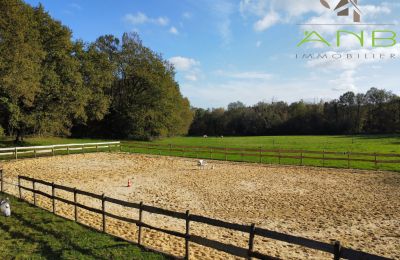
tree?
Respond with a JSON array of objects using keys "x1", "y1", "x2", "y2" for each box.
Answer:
[
  {"x1": 103, "y1": 33, "x2": 193, "y2": 139},
  {"x1": 0, "y1": 0, "x2": 44, "y2": 141}
]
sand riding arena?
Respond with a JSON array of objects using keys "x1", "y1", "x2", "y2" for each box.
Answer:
[{"x1": 2, "y1": 152, "x2": 399, "y2": 259}]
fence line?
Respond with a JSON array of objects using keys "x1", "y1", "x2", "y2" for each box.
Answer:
[
  {"x1": 0, "y1": 172, "x2": 390, "y2": 260},
  {"x1": 0, "y1": 142, "x2": 121, "y2": 160},
  {"x1": 122, "y1": 143, "x2": 400, "y2": 171}
]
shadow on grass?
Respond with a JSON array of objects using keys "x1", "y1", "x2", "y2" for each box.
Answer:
[
  {"x1": 0, "y1": 196, "x2": 168, "y2": 260},
  {"x1": 333, "y1": 134, "x2": 400, "y2": 140}
]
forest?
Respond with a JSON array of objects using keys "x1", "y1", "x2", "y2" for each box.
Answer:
[
  {"x1": 0, "y1": 0, "x2": 193, "y2": 141},
  {"x1": 189, "y1": 88, "x2": 400, "y2": 136}
]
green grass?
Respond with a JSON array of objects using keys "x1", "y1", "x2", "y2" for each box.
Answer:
[
  {"x1": 121, "y1": 135, "x2": 400, "y2": 172},
  {"x1": 1, "y1": 135, "x2": 399, "y2": 171},
  {"x1": 0, "y1": 193, "x2": 167, "y2": 260},
  {"x1": 129, "y1": 135, "x2": 400, "y2": 153}
]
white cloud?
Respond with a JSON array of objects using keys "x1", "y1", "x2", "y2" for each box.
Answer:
[
  {"x1": 69, "y1": 3, "x2": 82, "y2": 11},
  {"x1": 329, "y1": 70, "x2": 358, "y2": 92},
  {"x1": 254, "y1": 11, "x2": 280, "y2": 32},
  {"x1": 306, "y1": 44, "x2": 400, "y2": 70},
  {"x1": 211, "y1": 0, "x2": 235, "y2": 45},
  {"x1": 169, "y1": 56, "x2": 199, "y2": 71},
  {"x1": 183, "y1": 12, "x2": 192, "y2": 19},
  {"x1": 185, "y1": 74, "x2": 198, "y2": 81},
  {"x1": 256, "y1": 41, "x2": 262, "y2": 47},
  {"x1": 216, "y1": 70, "x2": 273, "y2": 80},
  {"x1": 169, "y1": 26, "x2": 179, "y2": 35},
  {"x1": 169, "y1": 56, "x2": 201, "y2": 81},
  {"x1": 124, "y1": 12, "x2": 169, "y2": 26}
]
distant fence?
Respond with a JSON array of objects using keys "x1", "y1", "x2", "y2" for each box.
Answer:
[
  {"x1": 0, "y1": 142, "x2": 121, "y2": 160},
  {"x1": 122, "y1": 143, "x2": 400, "y2": 171},
  {"x1": 0, "y1": 172, "x2": 390, "y2": 260}
]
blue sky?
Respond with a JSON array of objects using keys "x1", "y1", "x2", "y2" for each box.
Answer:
[{"x1": 25, "y1": 0, "x2": 400, "y2": 108}]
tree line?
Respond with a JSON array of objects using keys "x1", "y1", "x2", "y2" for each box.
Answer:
[
  {"x1": 189, "y1": 88, "x2": 400, "y2": 136},
  {"x1": 0, "y1": 0, "x2": 193, "y2": 141}
]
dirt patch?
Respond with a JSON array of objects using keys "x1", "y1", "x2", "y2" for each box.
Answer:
[{"x1": 2, "y1": 153, "x2": 399, "y2": 259}]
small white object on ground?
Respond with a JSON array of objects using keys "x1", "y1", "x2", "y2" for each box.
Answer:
[
  {"x1": 1, "y1": 198, "x2": 11, "y2": 217},
  {"x1": 197, "y1": 160, "x2": 207, "y2": 169}
]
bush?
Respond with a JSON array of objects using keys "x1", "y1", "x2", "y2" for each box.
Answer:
[{"x1": 0, "y1": 126, "x2": 4, "y2": 136}]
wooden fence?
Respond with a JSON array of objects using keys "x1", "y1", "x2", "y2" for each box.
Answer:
[
  {"x1": 121, "y1": 143, "x2": 400, "y2": 171},
  {"x1": 0, "y1": 172, "x2": 390, "y2": 260},
  {"x1": 0, "y1": 142, "x2": 121, "y2": 160}
]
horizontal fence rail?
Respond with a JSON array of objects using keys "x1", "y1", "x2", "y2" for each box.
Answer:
[
  {"x1": 0, "y1": 173, "x2": 389, "y2": 260},
  {"x1": 121, "y1": 143, "x2": 400, "y2": 171},
  {"x1": 0, "y1": 142, "x2": 121, "y2": 160}
]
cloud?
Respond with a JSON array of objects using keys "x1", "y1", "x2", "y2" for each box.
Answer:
[
  {"x1": 169, "y1": 56, "x2": 201, "y2": 81},
  {"x1": 169, "y1": 26, "x2": 179, "y2": 35},
  {"x1": 306, "y1": 44, "x2": 400, "y2": 70},
  {"x1": 69, "y1": 3, "x2": 82, "y2": 11},
  {"x1": 211, "y1": 0, "x2": 235, "y2": 45},
  {"x1": 254, "y1": 11, "x2": 280, "y2": 32},
  {"x1": 169, "y1": 56, "x2": 199, "y2": 71},
  {"x1": 183, "y1": 12, "x2": 192, "y2": 19},
  {"x1": 124, "y1": 12, "x2": 169, "y2": 26},
  {"x1": 240, "y1": 0, "x2": 394, "y2": 32},
  {"x1": 216, "y1": 70, "x2": 273, "y2": 80},
  {"x1": 256, "y1": 41, "x2": 262, "y2": 47},
  {"x1": 329, "y1": 70, "x2": 358, "y2": 92}
]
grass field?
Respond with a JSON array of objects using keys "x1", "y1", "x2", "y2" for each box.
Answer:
[
  {"x1": 138, "y1": 135, "x2": 400, "y2": 153},
  {"x1": 1, "y1": 135, "x2": 399, "y2": 171},
  {"x1": 1, "y1": 135, "x2": 399, "y2": 153},
  {"x1": 0, "y1": 193, "x2": 167, "y2": 260}
]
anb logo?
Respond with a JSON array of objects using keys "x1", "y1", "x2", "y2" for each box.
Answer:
[
  {"x1": 297, "y1": 0, "x2": 397, "y2": 48},
  {"x1": 320, "y1": 0, "x2": 361, "y2": 22}
]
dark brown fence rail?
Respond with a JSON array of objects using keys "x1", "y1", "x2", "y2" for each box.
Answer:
[
  {"x1": 122, "y1": 143, "x2": 400, "y2": 171},
  {"x1": 0, "y1": 173, "x2": 389, "y2": 260}
]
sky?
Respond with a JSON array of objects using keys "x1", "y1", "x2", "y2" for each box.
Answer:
[{"x1": 24, "y1": 0, "x2": 400, "y2": 108}]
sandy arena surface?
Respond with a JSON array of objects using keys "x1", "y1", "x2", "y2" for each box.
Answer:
[{"x1": 2, "y1": 153, "x2": 400, "y2": 259}]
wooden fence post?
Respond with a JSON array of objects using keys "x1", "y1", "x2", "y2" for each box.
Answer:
[
  {"x1": 278, "y1": 149, "x2": 281, "y2": 164},
  {"x1": 34, "y1": 149, "x2": 37, "y2": 158},
  {"x1": 300, "y1": 152, "x2": 303, "y2": 166},
  {"x1": 333, "y1": 241, "x2": 341, "y2": 260},
  {"x1": 67, "y1": 146, "x2": 70, "y2": 155},
  {"x1": 347, "y1": 152, "x2": 350, "y2": 169},
  {"x1": 74, "y1": 188, "x2": 78, "y2": 222},
  {"x1": 18, "y1": 176, "x2": 21, "y2": 199},
  {"x1": 248, "y1": 224, "x2": 256, "y2": 260},
  {"x1": 52, "y1": 182, "x2": 55, "y2": 214},
  {"x1": 138, "y1": 202, "x2": 144, "y2": 245},
  {"x1": 0, "y1": 169, "x2": 3, "y2": 193},
  {"x1": 185, "y1": 210, "x2": 190, "y2": 260},
  {"x1": 33, "y1": 181, "x2": 36, "y2": 206},
  {"x1": 52, "y1": 147, "x2": 55, "y2": 156},
  {"x1": 15, "y1": 147, "x2": 18, "y2": 160},
  {"x1": 102, "y1": 194, "x2": 106, "y2": 233},
  {"x1": 96, "y1": 145, "x2": 98, "y2": 152}
]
